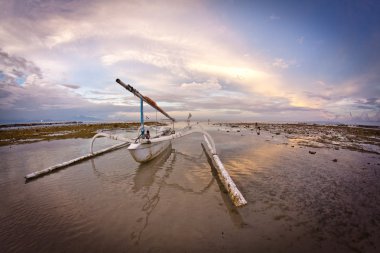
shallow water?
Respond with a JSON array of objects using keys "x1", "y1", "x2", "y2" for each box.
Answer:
[{"x1": 1, "y1": 125, "x2": 379, "y2": 253}]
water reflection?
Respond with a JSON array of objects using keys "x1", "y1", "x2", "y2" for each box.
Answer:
[
  {"x1": 89, "y1": 144, "x2": 175, "y2": 245},
  {"x1": 162, "y1": 149, "x2": 215, "y2": 194},
  {"x1": 201, "y1": 143, "x2": 246, "y2": 228},
  {"x1": 132, "y1": 144, "x2": 174, "y2": 193},
  {"x1": 90, "y1": 141, "x2": 247, "y2": 244},
  {"x1": 130, "y1": 144, "x2": 175, "y2": 244}
]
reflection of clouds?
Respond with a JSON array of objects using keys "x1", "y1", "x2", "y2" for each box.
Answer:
[
  {"x1": 201, "y1": 143, "x2": 246, "y2": 228},
  {"x1": 129, "y1": 142, "x2": 248, "y2": 243},
  {"x1": 225, "y1": 142, "x2": 284, "y2": 176}
]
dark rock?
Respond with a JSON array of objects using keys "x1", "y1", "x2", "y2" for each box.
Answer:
[
  {"x1": 309, "y1": 151, "x2": 316, "y2": 154},
  {"x1": 332, "y1": 159, "x2": 337, "y2": 162}
]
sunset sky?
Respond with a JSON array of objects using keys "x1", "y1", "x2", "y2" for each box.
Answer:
[{"x1": 0, "y1": 0, "x2": 379, "y2": 124}]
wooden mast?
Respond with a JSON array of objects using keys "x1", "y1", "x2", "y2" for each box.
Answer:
[{"x1": 116, "y1": 79, "x2": 175, "y2": 122}]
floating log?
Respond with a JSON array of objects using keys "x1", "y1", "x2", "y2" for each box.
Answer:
[
  {"x1": 25, "y1": 141, "x2": 130, "y2": 181},
  {"x1": 203, "y1": 135, "x2": 247, "y2": 207}
]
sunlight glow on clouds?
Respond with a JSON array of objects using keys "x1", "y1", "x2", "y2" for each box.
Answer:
[{"x1": 0, "y1": 0, "x2": 379, "y2": 124}]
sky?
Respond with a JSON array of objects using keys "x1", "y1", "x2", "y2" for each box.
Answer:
[{"x1": 0, "y1": 0, "x2": 379, "y2": 124}]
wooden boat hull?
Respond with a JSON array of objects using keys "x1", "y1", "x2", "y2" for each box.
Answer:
[{"x1": 128, "y1": 140, "x2": 171, "y2": 163}]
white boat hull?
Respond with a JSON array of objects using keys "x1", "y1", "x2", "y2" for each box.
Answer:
[{"x1": 128, "y1": 140, "x2": 171, "y2": 163}]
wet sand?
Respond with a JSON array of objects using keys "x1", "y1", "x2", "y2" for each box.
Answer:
[{"x1": 0, "y1": 123, "x2": 379, "y2": 253}]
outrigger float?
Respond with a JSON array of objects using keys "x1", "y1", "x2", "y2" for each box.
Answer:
[{"x1": 25, "y1": 79, "x2": 247, "y2": 207}]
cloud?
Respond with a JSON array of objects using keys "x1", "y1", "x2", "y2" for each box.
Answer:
[
  {"x1": 0, "y1": 49, "x2": 132, "y2": 122},
  {"x1": 1, "y1": 0, "x2": 288, "y2": 97},
  {"x1": 61, "y1": 84, "x2": 80, "y2": 89},
  {"x1": 333, "y1": 111, "x2": 380, "y2": 124},
  {"x1": 90, "y1": 90, "x2": 119, "y2": 95},
  {"x1": 272, "y1": 58, "x2": 291, "y2": 69},
  {"x1": 0, "y1": 0, "x2": 378, "y2": 124},
  {"x1": 0, "y1": 48, "x2": 42, "y2": 85},
  {"x1": 304, "y1": 92, "x2": 332, "y2": 101},
  {"x1": 0, "y1": 74, "x2": 138, "y2": 123},
  {"x1": 180, "y1": 79, "x2": 221, "y2": 91},
  {"x1": 353, "y1": 98, "x2": 380, "y2": 110}
]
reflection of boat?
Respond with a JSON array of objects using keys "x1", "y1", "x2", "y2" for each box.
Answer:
[
  {"x1": 133, "y1": 143, "x2": 173, "y2": 192},
  {"x1": 131, "y1": 144, "x2": 175, "y2": 244}
]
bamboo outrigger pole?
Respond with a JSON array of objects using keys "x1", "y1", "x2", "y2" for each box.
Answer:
[
  {"x1": 202, "y1": 135, "x2": 247, "y2": 207},
  {"x1": 116, "y1": 79, "x2": 175, "y2": 122},
  {"x1": 25, "y1": 133, "x2": 131, "y2": 181}
]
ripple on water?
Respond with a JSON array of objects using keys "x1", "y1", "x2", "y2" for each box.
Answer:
[{"x1": 1, "y1": 128, "x2": 380, "y2": 253}]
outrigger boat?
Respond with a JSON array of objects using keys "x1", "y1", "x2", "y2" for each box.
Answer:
[
  {"x1": 25, "y1": 79, "x2": 247, "y2": 207},
  {"x1": 115, "y1": 78, "x2": 174, "y2": 163}
]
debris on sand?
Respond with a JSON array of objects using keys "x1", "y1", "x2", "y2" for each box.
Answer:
[{"x1": 221, "y1": 122, "x2": 380, "y2": 155}]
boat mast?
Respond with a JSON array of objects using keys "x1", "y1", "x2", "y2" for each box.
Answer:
[
  {"x1": 140, "y1": 97, "x2": 144, "y2": 135},
  {"x1": 116, "y1": 79, "x2": 175, "y2": 134}
]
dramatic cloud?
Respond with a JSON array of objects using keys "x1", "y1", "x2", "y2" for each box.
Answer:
[
  {"x1": 0, "y1": 48, "x2": 42, "y2": 85},
  {"x1": 0, "y1": 0, "x2": 379, "y2": 124}
]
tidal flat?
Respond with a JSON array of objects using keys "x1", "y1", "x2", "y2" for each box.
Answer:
[
  {"x1": 0, "y1": 123, "x2": 379, "y2": 253},
  {"x1": 0, "y1": 122, "x2": 161, "y2": 146}
]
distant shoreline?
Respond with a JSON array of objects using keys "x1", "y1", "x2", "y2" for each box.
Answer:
[
  {"x1": 0, "y1": 122, "x2": 164, "y2": 147},
  {"x1": 1, "y1": 122, "x2": 379, "y2": 153},
  {"x1": 217, "y1": 122, "x2": 380, "y2": 129},
  {"x1": 0, "y1": 121, "x2": 84, "y2": 129},
  {"x1": 2, "y1": 120, "x2": 379, "y2": 129}
]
